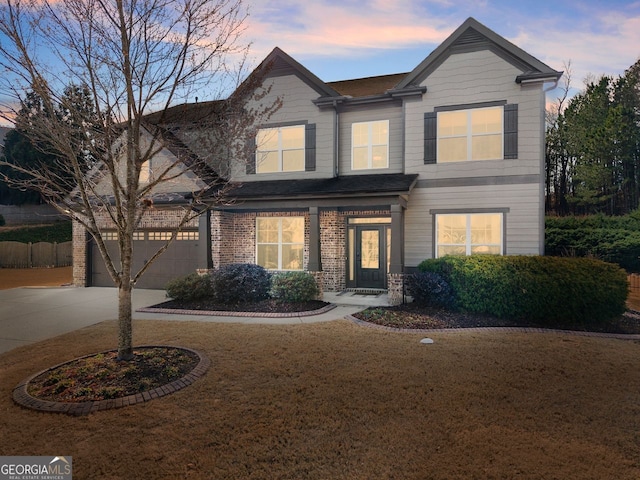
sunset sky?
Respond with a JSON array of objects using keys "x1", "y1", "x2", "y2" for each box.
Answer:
[
  {"x1": 244, "y1": 0, "x2": 640, "y2": 98},
  {"x1": 0, "y1": 0, "x2": 638, "y2": 126}
]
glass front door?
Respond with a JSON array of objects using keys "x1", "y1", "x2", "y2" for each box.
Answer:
[{"x1": 355, "y1": 225, "x2": 386, "y2": 289}]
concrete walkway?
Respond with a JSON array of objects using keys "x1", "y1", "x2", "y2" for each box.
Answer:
[{"x1": 0, "y1": 287, "x2": 382, "y2": 354}]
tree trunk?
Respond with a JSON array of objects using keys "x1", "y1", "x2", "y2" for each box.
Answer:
[{"x1": 118, "y1": 282, "x2": 134, "y2": 360}]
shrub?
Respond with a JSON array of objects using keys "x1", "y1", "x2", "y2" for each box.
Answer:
[
  {"x1": 165, "y1": 272, "x2": 212, "y2": 302},
  {"x1": 0, "y1": 214, "x2": 5, "y2": 226},
  {"x1": 418, "y1": 255, "x2": 628, "y2": 326},
  {"x1": 210, "y1": 263, "x2": 271, "y2": 304},
  {"x1": 270, "y1": 271, "x2": 319, "y2": 303},
  {"x1": 405, "y1": 271, "x2": 454, "y2": 308},
  {"x1": 0, "y1": 221, "x2": 72, "y2": 242},
  {"x1": 546, "y1": 212, "x2": 640, "y2": 273}
]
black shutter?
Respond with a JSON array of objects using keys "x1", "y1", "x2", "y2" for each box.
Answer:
[
  {"x1": 504, "y1": 104, "x2": 518, "y2": 159},
  {"x1": 246, "y1": 133, "x2": 256, "y2": 174},
  {"x1": 424, "y1": 112, "x2": 437, "y2": 164},
  {"x1": 305, "y1": 123, "x2": 316, "y2": 171}
]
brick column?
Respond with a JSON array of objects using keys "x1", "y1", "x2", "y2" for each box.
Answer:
[
  {"x1": 72, "y1": 220, "x2": 87, "y2": 287},
  {"x1": 387, "y1": 272, "x2": 405, "y2": 306},
  {"x1": 309, "y1": 271, "x2": 324, "y2": 300}
]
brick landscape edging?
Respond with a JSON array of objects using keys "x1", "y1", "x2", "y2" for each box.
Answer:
[
  {"x1": 12, "y1": 345, "x2": 210, "y2": 416},
  {"x1": 136, "y1": 303, "x2": 337, "y2": 318}
]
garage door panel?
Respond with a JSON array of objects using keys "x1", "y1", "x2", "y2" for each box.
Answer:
[{"x1": 91, "y1": 231, "x2": 200, "y2": 289}]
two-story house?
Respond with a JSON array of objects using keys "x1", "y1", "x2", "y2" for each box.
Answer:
[{"x1": 73, "y1": 17, "x2": 561, "y2": 303}]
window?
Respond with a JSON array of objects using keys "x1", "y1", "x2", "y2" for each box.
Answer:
[
  {"x1": 140, "y1": 160, "x2": 151, "y2": 183},
  {"x1": 436, "y1": 213, "x2": 503, "y2": 257},
  {"x1": 352, "y1": 120, "x2": 389, "y2": 170},
  {"x1": 148, "y1": 231, "x2": 173, "y2": 241},
  {"x1": 438, "y1": 107, "x2": 502, "y2": 162},
  {"x1": 256, "y1": 125, "x2": 305, "y2": 173},
  {"x1": 256, "y1": 217, "x2": 304, "y2": 270}
]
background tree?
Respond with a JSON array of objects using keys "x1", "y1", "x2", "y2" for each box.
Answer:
[
  {"x1": 545, "y1": 59, "x2": 640, "y2": 216},
  {"x1": 0, "y1": 90, "x2": 55, "y2": 204},
  {"x1": 1, "y1": 84, "x2": 104, "y2": 204},
  {"x1": 0, "y1": 0, "x2": 277, "y2": 359}
]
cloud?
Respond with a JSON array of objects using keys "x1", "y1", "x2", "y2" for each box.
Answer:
[
  {"x1": 512, "y1": 12, "x2": 640, "y2": 88},
  {"x1": 246, "y1": 0, "x2": 453, "y2": 59},
  {"x1": 243, "y1": 0, "x2": 639, "y2": 94}
]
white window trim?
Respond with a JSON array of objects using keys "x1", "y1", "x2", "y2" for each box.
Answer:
[
  {"x1": 435, "y1": 213, "x2": 504, "y2": 257},
  {"x1": 256, "y1": 217, "x2": 304, "y2": 271},
  {"x1": 437, "y1": 106, "x2": 503, "y2": 162},
  {"x1": 140, "y1": 160, "x2": 152, "y2": 184},
  {"x1": 256, "y1": 125, "x2": 305, "y2": 174},
  {"x1": 351, "y1": 120, "x2": 389, "y2": 170}
]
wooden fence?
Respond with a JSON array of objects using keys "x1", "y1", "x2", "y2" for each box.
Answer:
[
  {"x1": 0, "y1": 241, "x2": 72, "y2": 268},
  {"x1": 629, "y1": 274, "x2": 640, "y2": 291}
]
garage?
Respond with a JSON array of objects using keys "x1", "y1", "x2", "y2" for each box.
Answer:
[{"x1": 90, "y1": 229, "x2": 201, "y2": 289}]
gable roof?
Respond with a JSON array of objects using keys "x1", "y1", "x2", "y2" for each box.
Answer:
[
  {"x1": 143, "y1": 123, "x2": 218, "y2": 185},
  {"x1": 396, "y1": 17, "x2": 562, "y2": 89},
  {"x1": 249, "y1": 47, "x2": 341, "y2": 98}
]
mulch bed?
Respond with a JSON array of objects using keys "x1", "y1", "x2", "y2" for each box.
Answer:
[
  {"x1": 150, "y1": 298, "x2": 330, "y2": 313},
  {"x1": 26, "y1": 346, "x2": 199, "y2": 403},
  {"x1": 152, "y1": 297, "x2": 640, "y2": 335},
  {"x1": 352, "y1": 303, "x2": 640, "y2": 334}
]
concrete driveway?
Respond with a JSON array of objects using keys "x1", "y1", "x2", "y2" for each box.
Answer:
[
  {"x1": 0, "y1": 287, "x2": 167, "y2": 354},
  {"x1": 0, "y1": 287, "x2": 370, "y2": 355}
]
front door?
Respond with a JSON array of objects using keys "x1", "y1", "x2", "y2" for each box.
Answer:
[{"x1": 355, "y1": 226, "x2": 386, "y2": 289}]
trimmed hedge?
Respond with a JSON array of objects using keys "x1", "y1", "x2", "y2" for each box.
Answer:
[
  {"x1": 545, "y1": 227, "x2": 640, "y2": 273},
  {"x1": 0, "y1": 221, "x2": 72, "y2": 243},
  {"x1": 546, "y1": 212, "x2": 640, "y2": 272},
  {"x1": 418, "y1": 255, "x2": 628, "y2": 325},
  {"x1": 270, "y1": 271, "x2": 319, "y2": 303}
]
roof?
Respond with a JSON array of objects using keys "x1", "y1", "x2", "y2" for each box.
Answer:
[
  {"x1": 216, "y1": 173, "x2": 419, "y2": 200},
  {"x1": 144, "y1": 100, "x2": 226, "y2": 126},
  {"x1": 397, "y1": 17, "x2": 562, "y2": 89},
  {"x1": 328, "y1": 73, "x2": 408, "y2": 98}
]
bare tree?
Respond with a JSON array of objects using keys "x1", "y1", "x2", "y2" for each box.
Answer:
[
  {"x1": 0, "y1": 0, "x2": 278, "y2": 359},
  {"x1": 545, "y1": 60, "x2": 574, "y2": 215}
]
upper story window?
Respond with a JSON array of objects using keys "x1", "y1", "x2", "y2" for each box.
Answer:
[
  {"x1": 256, "y1": 125, "x2": 305, "y2": 173},
  {"x1": 352, "y1": 120, "x2": 389, "y2": 170},
  {"x1": 424, "y1": 103, "x2": 517, "y2": 164},
  {"x1": 438, "y1": 106, "x2": 502, "y2": 162}
]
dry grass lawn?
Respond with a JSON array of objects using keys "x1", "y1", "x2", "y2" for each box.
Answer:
[
  {"x1": 2, "y1": 318, "x2": 640, "y2": 479},
  {"x1": 2, "y1": 267, "x2": 640, "y2": 478}
]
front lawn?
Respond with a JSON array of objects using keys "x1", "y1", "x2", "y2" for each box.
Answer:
[{"x1": 2, "y1": 319, "x2": 639, "y2": 478}]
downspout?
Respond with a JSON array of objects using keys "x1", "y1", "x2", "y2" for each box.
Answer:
[{"x1": 333, "y1": 99, "x2": 340, "y2": 177}]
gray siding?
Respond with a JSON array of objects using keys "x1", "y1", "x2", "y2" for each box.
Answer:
[
  {"x1": 236, "y1": 74, "x2": 335, "y2": 181},
  {"x1": 338, "y1": 104, "x2": 404, "y2": 175},
  {"x1": 404, "y1": 49, "x2": 545, "y2": 179},
  {"x1": 404, "y1": 183, "x2": 542, "y2": 266}
]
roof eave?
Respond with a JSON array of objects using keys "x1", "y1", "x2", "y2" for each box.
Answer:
[{"x1": 516, "y1": 71, "x2": 563, "y2": 84}]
